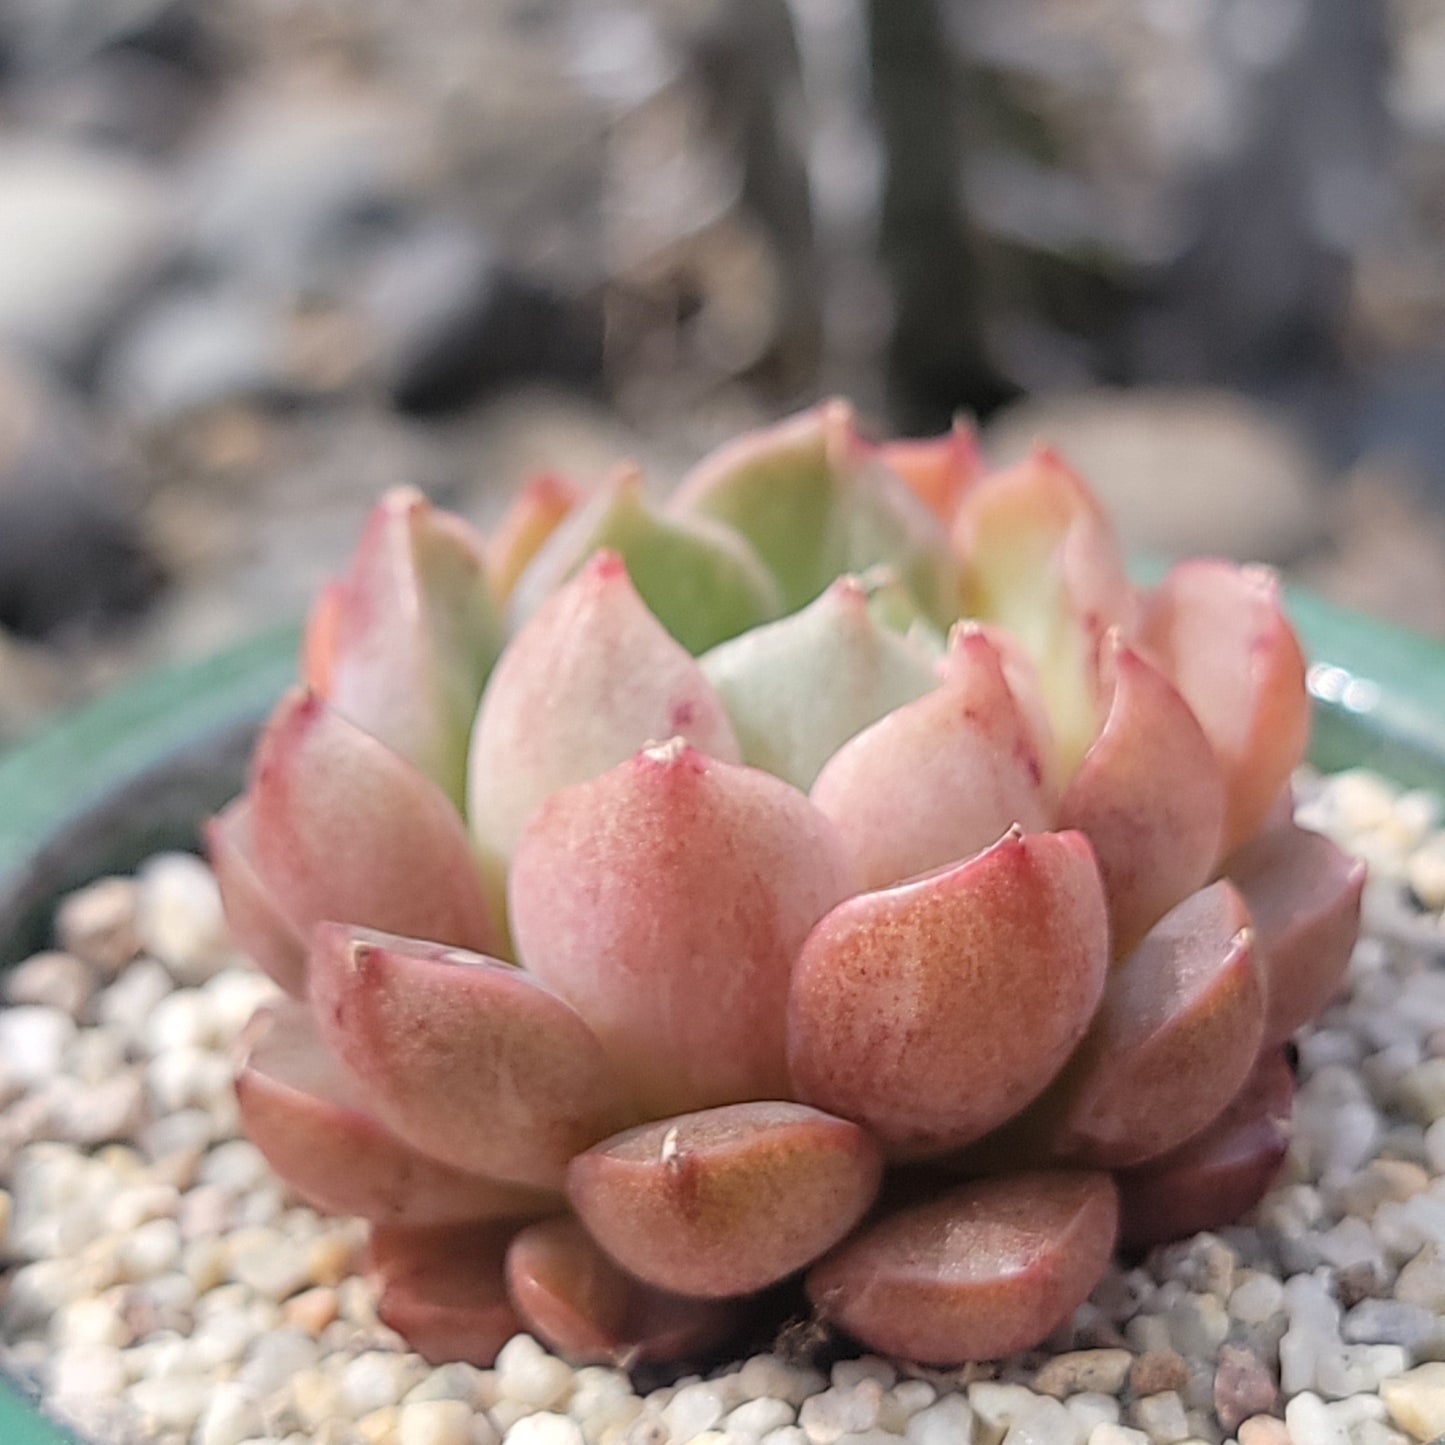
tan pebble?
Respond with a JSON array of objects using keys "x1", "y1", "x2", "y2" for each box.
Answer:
[
  {"x1": 1129, "y1": 1351, "x2": 1190, "y2": 1397},
  {"x1": 357, "y1": 1406, "x2": 402, "y2": 1444},
  {"x1": 0, "y1": 1187, "x2": 10, "y2": 1252},
  {"x1": 398, "y1": 1399, "x2": 476, "y2": 1445},
  {"x1": 56, "y1": 878, "x2": 141, "y2": 974},
  {"x1": 1381, "y1": 1363, "x2": 1445, "y2": 1441},
  {"x1": 308, "y1": 1230, "x2": 358, "y2": 1286},
  {"x1": 292, "y1": 1370, "x2": 343, "y2": 1431},
  {"x1": 1237, "y1": 1414, "x2": 1290, "y2": 1445},
  {"x1": 285, "y1": 1286, "x2": 340, "y2": 1336},
  {"x1": 1035, "y1": 1349, "x2": 1134, "y2": 1398},
  {"x1": 1372, "y1": 1159, "x2": 1431, "y2": 1202},
  {"x1": 3, "y1": 951, "x2": 98, "y2": 1015}
]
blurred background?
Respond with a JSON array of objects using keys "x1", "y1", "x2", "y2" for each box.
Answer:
[{"x1": 1, "y1": 0, "x2": 1443, "y2": 742}]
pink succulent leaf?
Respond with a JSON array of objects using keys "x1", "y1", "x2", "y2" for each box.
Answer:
[
  {"x1": 874, "y1": 418, "x2": 982, "y2": 526},
  {"x1": 301, "y1": 487, "x2": 503, "y2": 808},
  {"x1": 509, "y1": 741, "x2": 857, "y2": 1118},
  {"x1": 506, "y1": 469, "x2": 784, "y2": 656},
  {"x1": 673, "y1": 399, "x2": 961, "y2": 625},
  {"x1": 1225, "y1": 822, "x2": 1366, "y2": 1049},
  {"x1": 309, "y1": 924, "x2": 638, "y2": 1189},
  {"x1": 806, "y1": 1170, "x2": 1118, "y2": 1365},
  {"x1": 367, "y1": 1222, "x2": 526, "y2": 1367},
  {"x1": 700, "y1": 576, "x2": 938, "y2": 791},
  {"x1": 566, "y1": 1102, "x2": 883, "y2": 1299},
  {"x1": 953, "y1": 447, "x2": 1135, "y2": 777},
  {"x1": 1117, "y1": 1047, "x2": 1295, "y2": 1252},
  {"x1": 505, "y1": 1216, "x2": 746, "y2": 1366},
  {"x1": 1137, "y1": 560, "x2": 1309, "y2": 854},
  {"x1": 1057, "y1": 642, "x2": 1227, "y2": 958},
  {"x1": 247, "y1": 690, "x2": 497, "y2": 955},
  {"x1": 468, "y1": 551, "x2": 741, "y2": 914},
  {"x1": 236, "y1": 999, "x2": 560, "y2": 1227},
  {"x1": 204, "y1": 797, "x2": 307, "y2": 996},
  {"x1": 1040, "y1": 880, "x2": 1266, "y2": 1168},
  {"x1": 809, "y1": 628, "x2": 1054, "y2": 893},
  {"x1": 787, "y1": 829, "x2": 1109, "y2": 1159},
  {"x1": 487, "y1": 472, "x2": 582, "y2": 605}
]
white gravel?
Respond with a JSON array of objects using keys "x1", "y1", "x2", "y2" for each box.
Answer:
[{"x1": 3, "y1": 773, "x2": 1445, "y2": 1445}]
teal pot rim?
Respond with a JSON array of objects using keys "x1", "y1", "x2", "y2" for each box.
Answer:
[{"x1": 0, "y1": 589, "x2": 1443, "y2": 1442}]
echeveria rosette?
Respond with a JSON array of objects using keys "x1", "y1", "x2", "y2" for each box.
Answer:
[{"x1": 212, "y1": 401, "x2": 1364, "y2": 1371}]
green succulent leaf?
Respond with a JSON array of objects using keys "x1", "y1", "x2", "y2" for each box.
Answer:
[
  {"x1": 508, "y1": 472, "x2": 783, "y2": 655},
  {"x1": 701, "y1": 575, "x2": 939, "y2": 791},
  {"x1": 672, "y1": 401, "x2": 962, "y2": 627}
]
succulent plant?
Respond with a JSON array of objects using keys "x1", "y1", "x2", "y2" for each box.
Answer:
[{"x1": 212, "y1": 400, "x2": 1364, "y2": 1370}]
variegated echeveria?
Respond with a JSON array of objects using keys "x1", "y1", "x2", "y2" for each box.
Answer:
[{"x1": 210, "y1": 401, "x2": 1363, "y2": 1369}]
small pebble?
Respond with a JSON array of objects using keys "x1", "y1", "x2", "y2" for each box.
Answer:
[
  {"x1": 503, "y1": 1415, "x2": 584, "y2": 1445},
  {"x1": 55, "y1": 877, "x2": 140, "y2": 974}
]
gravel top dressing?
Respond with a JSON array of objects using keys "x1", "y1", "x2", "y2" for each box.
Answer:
[{"x1": 2, "y1": 766, "x2": 1445, "y2": 1445}]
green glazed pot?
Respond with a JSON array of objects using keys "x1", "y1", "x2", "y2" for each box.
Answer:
[{"x1": 0, "y1": 591, "x2": 1443, "y2": 1443}]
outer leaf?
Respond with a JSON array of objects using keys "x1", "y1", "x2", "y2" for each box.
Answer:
[
  {"x1": 1117, "y1": 1048, "x2": 1294, "y2": 1251},
  {"x1": 1137, "y1": 560, "x2": 1309, "y2": 854},
  {"x1": 809, "y1": 628, "x2": 1053, "y2": 892},
  {"x1": 673, "y1": 400, "x2": 960, "y2": 624},
  {"x1": 509, "y1": 741, "x2": 857, "y2": 1117},
  {"x1": 487, "y1": 472, "x2": 581, "y2": 604},
  {"x1": 508, "y1": 470, "x2": 783, "y2": 655},
  {"x1": 1058, "y1": 643, "x2": 1226, "y2": 957},
  {"x1": 806, "y1": 1171, "x2": 1118, "y2": 1364},
  {"x1": 1226, "y1": 823, "x2": 1365, "y2": 1048},
  {"x1": 301, "y1": 487, "x2": 502, "y2": 807},
  {"x1": 954, "y1": 447, "x2": 1134, "y2": 777},
  {"x1": 367, "y1": 1222, "x2": 524, "y2": 1367},
  {"x1": 309, "y1": 925, "x2": 637, "y2": 1189},
  {"x1": 567, "y1": 1102, "x2": 883, "y2": 1298},
  {"x1": 788, "y1": 830, "x2": 1109, "y2": 1158},
  {"x1": 700, "y1": 576, "x2": 937, "y2": 790},
  {"x1": 236, "y1": 1000, "x2": 559, "y2": 1226},
  {"x1": 1040, "y1": 881, "x2": 1266, "y2": 1168},
  {"x1": 506, "y1": 1217, "x2": 745, "y2": 1366},
  {"x1": 247, "y1": 691, "x2": 497, "y2": 954},
  {"x1": 469, "y1": 552, "x2": 740, "y2": 917},
  {"x1": 205, "y1": 796, "x2": 306, "y2": 996}
]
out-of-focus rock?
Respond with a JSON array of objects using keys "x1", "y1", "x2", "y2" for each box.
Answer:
[
  {"x1": 182, "y1": 71, "x2": 429, "y2": 295},
  {"x1": 359, "y1": 217, "x2": 603, "y2": 413},
  {"x1": 99, "y1": 288, "x2": 292, "y2": 425},
  {"x1": 984, "y1": 387, "x2": 1324, "y2": 564},
  {"x1": 0, "y1": 141, "x2": 175, "y2": 366},
  {"x1": 0, "y1": 350, "x2": 161, "y2": 639}
]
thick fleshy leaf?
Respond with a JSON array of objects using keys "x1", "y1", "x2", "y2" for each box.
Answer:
[
  {"x1": 469, "y1": 552, "x2": 741, "y2": 913},
  {"x1": 309, "y1": 925, "x2": 637, "y2": 1188},
  {"x1": 205, "y1": 797, "x2": 306, "y2": 996},
  {"x1": 300, "y1": 488, "x2": 502, "y2": 808},
  {"x1": 806, "y1": 1171, "x2": 1118, "y2": 1364},
  {"x1": 700, "y1": 577, "x2": 937, "y2": 790},
  {"x1": 875, "y1": 419, "x2": 981, "y2": 525},
  {"x1": 673, "y1": 400, "x2": 960, "y2": 624},
  {"x1": 1226, "y1": 823, "x2": 1365, "y2": 1048},
  {"x1": 247, "y1": 691, "x2": 497, "y2": 954},
  {"x1": 1041, "y1": 881, "x2": 1266, "y2": 1168},
  {"x1": 236, "y1": 1000, "x2": 559, "y2": 1227},
  {"x1": 510, "y1": 741, "x2": 857, "y2": 1116},
  {"x1": 809, "y1": 629, "x2": 1053, "y2": 893},
  {"x1": 788, "y1": 829, "x2": 1109, "y2": 1158},
  {"x1": 508, "y1": 471, "x2": 783, "y2": 654},
  {"x1": 506, "y1": 1217, "x2": 744, "y2": 1366},
  {"x1": 567, "y1": 1102, "x2": 883, "y2": 1298},
  {"x1": 367, "y1": 1222, "x2": 525, "y2": 1366},
  {"x1": 1058, "y1": 644, "x2": 1226, "y2": 958},
  {"x1": 487, "y1": 473, "x2": 581, "y2": 604},
  {"x1": 1137, "y1": 560, "x2": 1308, "y2": 854},
  {"x1": 954, "y1": 447, "x2": 1134, "y2": 777},
  {"x1": 1118, "y1": 1048, "x2": 1294, "y2": 1251}
]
